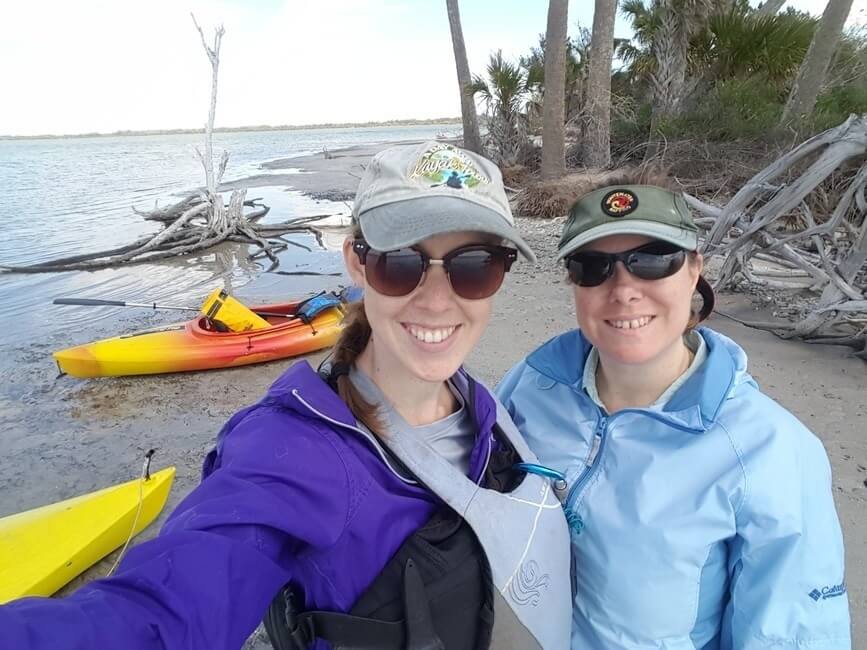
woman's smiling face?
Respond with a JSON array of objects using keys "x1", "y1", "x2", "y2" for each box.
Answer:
[
  {"x1": 570, "y1": 233, "x2": 702, "y2": 367},
  {"x1": 344, "y1": 231, "x2": 497, "y2": 385}
]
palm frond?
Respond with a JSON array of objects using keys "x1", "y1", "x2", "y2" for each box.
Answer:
[{"x1": 467, "y1": 76, "x2": 491, "y2": 103}]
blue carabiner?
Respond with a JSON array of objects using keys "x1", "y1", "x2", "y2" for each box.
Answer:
[
  {"x1": 514, "y1": 462, "x2": 568, "y2": 492},
  {"x1": 515, "y1": 463, "x2": 585, "y2": 532}
]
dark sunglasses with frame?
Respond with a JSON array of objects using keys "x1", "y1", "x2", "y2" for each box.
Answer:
[
  {"x1": 565, "y1": 241, "x2": 688, "y2": 287},
  {"x1": 352, "y1": 239, "x2": 518, "y2": 300}
]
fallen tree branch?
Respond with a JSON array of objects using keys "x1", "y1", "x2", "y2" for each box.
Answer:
[{"x1": 690, "y1": 115, "x2": 867, "y2": 355}]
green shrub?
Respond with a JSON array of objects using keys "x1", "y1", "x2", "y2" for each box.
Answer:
[
  {"x1": 611, "y1": 100, "x2": 652, "y2": 143},
  {"x1": 657, "y1": 78, "x2": 784, "y2": 140},
  {"x1": 811, "y1": 83, "x2": 867, "y2": 131}
]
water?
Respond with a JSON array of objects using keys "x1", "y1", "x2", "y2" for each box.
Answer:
[
  {"x1": 0, "y1": 123, "x2": 457, "y2": 397},
  {"x1": 0, "y1": 125, "x2": 463, "y2": 610}
]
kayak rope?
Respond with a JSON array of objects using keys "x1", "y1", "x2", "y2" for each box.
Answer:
[{"x1": 106, "y1": 449, "x2": 155, "y2": 577}]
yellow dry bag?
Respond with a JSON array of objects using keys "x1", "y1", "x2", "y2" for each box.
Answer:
[{"x1": 200, "y1": 289, "x2": 270, "y2": 332}]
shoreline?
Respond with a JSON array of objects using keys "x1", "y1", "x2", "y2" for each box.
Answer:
[
  {"x1": 0, "y1": 118, "x2": 462, "y2": 142},
  {"x1": 2, "y1": 139, "x2": 864, "y2": 647}
]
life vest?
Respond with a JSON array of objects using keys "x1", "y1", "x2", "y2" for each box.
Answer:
[{"x1": 263, "y1": 371, "x2": 572, "y2": 649}]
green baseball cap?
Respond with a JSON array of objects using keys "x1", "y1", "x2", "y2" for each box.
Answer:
[{"x1": 557, "y1": 185, "x2": 698, "y2": 260}]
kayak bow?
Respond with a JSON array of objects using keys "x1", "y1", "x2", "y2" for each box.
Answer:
[{"x1": 0, "y1": 467, "x2": 176, "y2": 603}]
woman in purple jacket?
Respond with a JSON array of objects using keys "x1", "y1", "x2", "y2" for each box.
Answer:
[{"x1": 0, "y1": 142, "x2": 572, "y2": 650}]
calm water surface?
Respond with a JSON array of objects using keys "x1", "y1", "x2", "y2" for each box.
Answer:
[{"x1": 0, "y1": 123, "x2": 455, "y2": 401}]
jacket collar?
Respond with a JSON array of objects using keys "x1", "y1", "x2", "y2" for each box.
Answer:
[
  {"x1": 264, "y1": 360, "x2": 359, "y2": 428},
  {"x1": 265, "y1": 361, "x2": 497, "y2": 481},
  {"x1": 525, "y1": 327, "x2": 739, "y2": 432}
]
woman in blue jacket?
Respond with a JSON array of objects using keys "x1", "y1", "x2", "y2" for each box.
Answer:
[
  {"x1": 0, "y1": 142, "x2": 572, "y2": 649},
  {"x1": 496, "y1": 171, "x2": 851, "y2": 649}
]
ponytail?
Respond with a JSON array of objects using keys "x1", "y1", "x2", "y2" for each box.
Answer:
[
  {"x1": 330, "y1": 297, "x2": 387, "y2": 436},
  {"x1": 327, "y1": 226, "x2": 386, "y2": 434},
  {"x1": 687, "y1": 274, "x2": 715, "y2": 330}
]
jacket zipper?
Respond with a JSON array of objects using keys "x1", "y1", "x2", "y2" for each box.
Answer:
[
  {"x1": 563, "y1": 414, "x2": 608, "y2": 534},
  {"x1": 291, "y1": 388, "x2": 418, "y2": 485},
  {"x1": 560, "y1": 405, "x2": 705, "y2": 535}
]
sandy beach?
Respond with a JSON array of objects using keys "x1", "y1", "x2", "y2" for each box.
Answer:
[{"x1": 3, "y1": 141, "x2": 864, "y2": 648}]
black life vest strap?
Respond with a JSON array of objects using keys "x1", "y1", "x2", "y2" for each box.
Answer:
[
  {"x1": 403, "y1": 558, "x2": 445, "y2": 650},
  {"x1": 281, "y1": 559, "x2": 444, "y2": 650}
]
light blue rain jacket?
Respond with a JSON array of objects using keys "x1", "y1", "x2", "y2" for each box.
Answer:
[{"x1": 496, "y1": 327, "x2": 851, "y2": 649}]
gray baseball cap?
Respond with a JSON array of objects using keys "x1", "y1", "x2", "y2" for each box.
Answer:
[
  {"x1": 352, "y1": 141, "x2": 535, "y2": 262},
  {"x1": 558, "y1": 185, "x2": 698, "y2": 260}
]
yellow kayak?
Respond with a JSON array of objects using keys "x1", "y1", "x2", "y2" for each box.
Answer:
[
  {"x1": 0, "y1": 466, "x2": 175, "y2": 604},
  {"x1": 53, "y1": 292, "x2": 353, "y2": 378}
]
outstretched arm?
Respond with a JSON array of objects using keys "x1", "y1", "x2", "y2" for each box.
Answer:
[{"x1": 0, "y1": 408, "x2": 348, "y2": 650}]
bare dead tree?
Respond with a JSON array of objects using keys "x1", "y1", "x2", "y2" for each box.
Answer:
[
  {"x1": 192, "y1": 14, "x2": 229, "y2": 233},
  {"x1": 1, "y1": 17, "x2": 334, "y2": 275}
]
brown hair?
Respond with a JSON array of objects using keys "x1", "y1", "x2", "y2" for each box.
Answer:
[
  {"x1": 576, "y1": 165, "x2": 715, "y2": 328},
  {"x1": 329, "y1": 226, "x2": 386, "y2": 435}
]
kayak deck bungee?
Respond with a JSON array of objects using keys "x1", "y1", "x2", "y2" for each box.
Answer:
[
  {"x1": 53, "y1": 296, "x2": 348, "y2": 378},
  {"x1": 0, "y1": 466, "x2": 176, "y2": 603}
]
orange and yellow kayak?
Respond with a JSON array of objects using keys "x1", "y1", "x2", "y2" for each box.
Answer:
[
  {"x1": 53, "y1": 297, "x2": 348, "y2": 378},
  {"x1": 0, "y1": 467, "x2": 175, "y2": 603}
]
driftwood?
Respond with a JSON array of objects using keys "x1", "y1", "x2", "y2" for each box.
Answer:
[
  {"x1": 1, "y1": 18, "x2": 332, "y2": 276},
  {"x1": 137, "y1": 197, "x2": 269, "y2": 224},
  {"x1": 687, "y1": 114, "x2": 867, "y2": 359}
]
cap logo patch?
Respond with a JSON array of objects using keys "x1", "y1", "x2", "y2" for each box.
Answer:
[
  {"x1": 601, "y1": 189, "x2": 638, "y2": 217},
  {"x1": 409, "y1": 143, "x2": 489, "y2": 190}
]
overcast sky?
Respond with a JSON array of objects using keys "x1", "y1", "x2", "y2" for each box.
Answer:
[{"x1": 1, "y1": 0, "x2": 861, "y2": 136}]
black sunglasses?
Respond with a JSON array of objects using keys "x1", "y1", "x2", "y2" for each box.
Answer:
[
  {"x1": 566, "y1": 241, "x2": 687, "y2": 287},
  {"x1": 352, "y1": 240, "x2": 517, "y2": 300}
]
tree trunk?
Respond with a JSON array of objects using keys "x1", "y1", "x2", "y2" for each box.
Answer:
[
  {"x1": 192, "y1": 15, "x2": 227, "y2": 232},
  {"x1": 541, "y1": 0, "x2": 569, "y2": 179},
  {"x1": 584, "y1": 0, "x2": 618, "y2": 168},
  {"x1": 757, "y1": 0, "x2": 786, "y2": 16},
  {"x1": 446, "y1": 0, "x2": 483, "y2": 154},
  {"x1": 780, "y1": 0, "x2": 855, "y2": 127},
  {"x1": 646, "y1": 0, "x2": 690, "y2": 160}
]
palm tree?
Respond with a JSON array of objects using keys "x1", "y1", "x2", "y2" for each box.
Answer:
[
  {"x1": 469, "y1": 51, "x2": 533, "y2": 164},
  {"x1": 619, "y1": 2, "x2": 817, "y2": 88},
  {"x1": 781, "y1": 0, "x2": 856, "y2": 127},
  {"x1": 521, "y1": 33, "x2": 589, "y2": 123},
  {"x1": 585, "y1": 0, "x2": 619, "y2": 167},
  {"x1": 646, "y1": 0, "x2": 715, "y2": 158},
  {"x1": 446, "y1": 0, "x2": 483, "y2": 154},
  {"x1": 542, "y1": 0, "x2": 569, "y2": 179},
  {"x1": 617, "y1": 0, "x2": 660, "y2": 86}
]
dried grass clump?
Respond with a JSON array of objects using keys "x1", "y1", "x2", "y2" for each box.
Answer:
[
  {"x1": 513, "y1": 170, "x2": 646, "y2": 218},
  {"x1": 614, "y1": 139, "x2": 781, "y2": 199},
  {"x1": 513, "y1": 173, "x2": 593, "y2": 218},
  {"x1": 500, "y1": 165, "x2": 531, "y2": 188}
]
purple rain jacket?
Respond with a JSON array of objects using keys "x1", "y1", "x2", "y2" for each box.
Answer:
[{"x1": 0, "y1": 361, "x2": 499, "y2": 650}]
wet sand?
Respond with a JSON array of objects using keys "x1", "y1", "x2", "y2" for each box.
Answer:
[{"x1": 3, "y1": 141, "x2": 864, "y2": 647}]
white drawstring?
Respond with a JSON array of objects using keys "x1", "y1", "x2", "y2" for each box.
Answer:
[{"x1": 106, "y1": 450, "x2": 155, "y2": 577}]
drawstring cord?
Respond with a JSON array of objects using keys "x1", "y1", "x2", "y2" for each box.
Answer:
[
  {"x1": 515, "y1": 462, "x2": 584, "y2": 534},
  {"x1": 106, "y1": 449, "x2": 155, "y2": 577}
]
